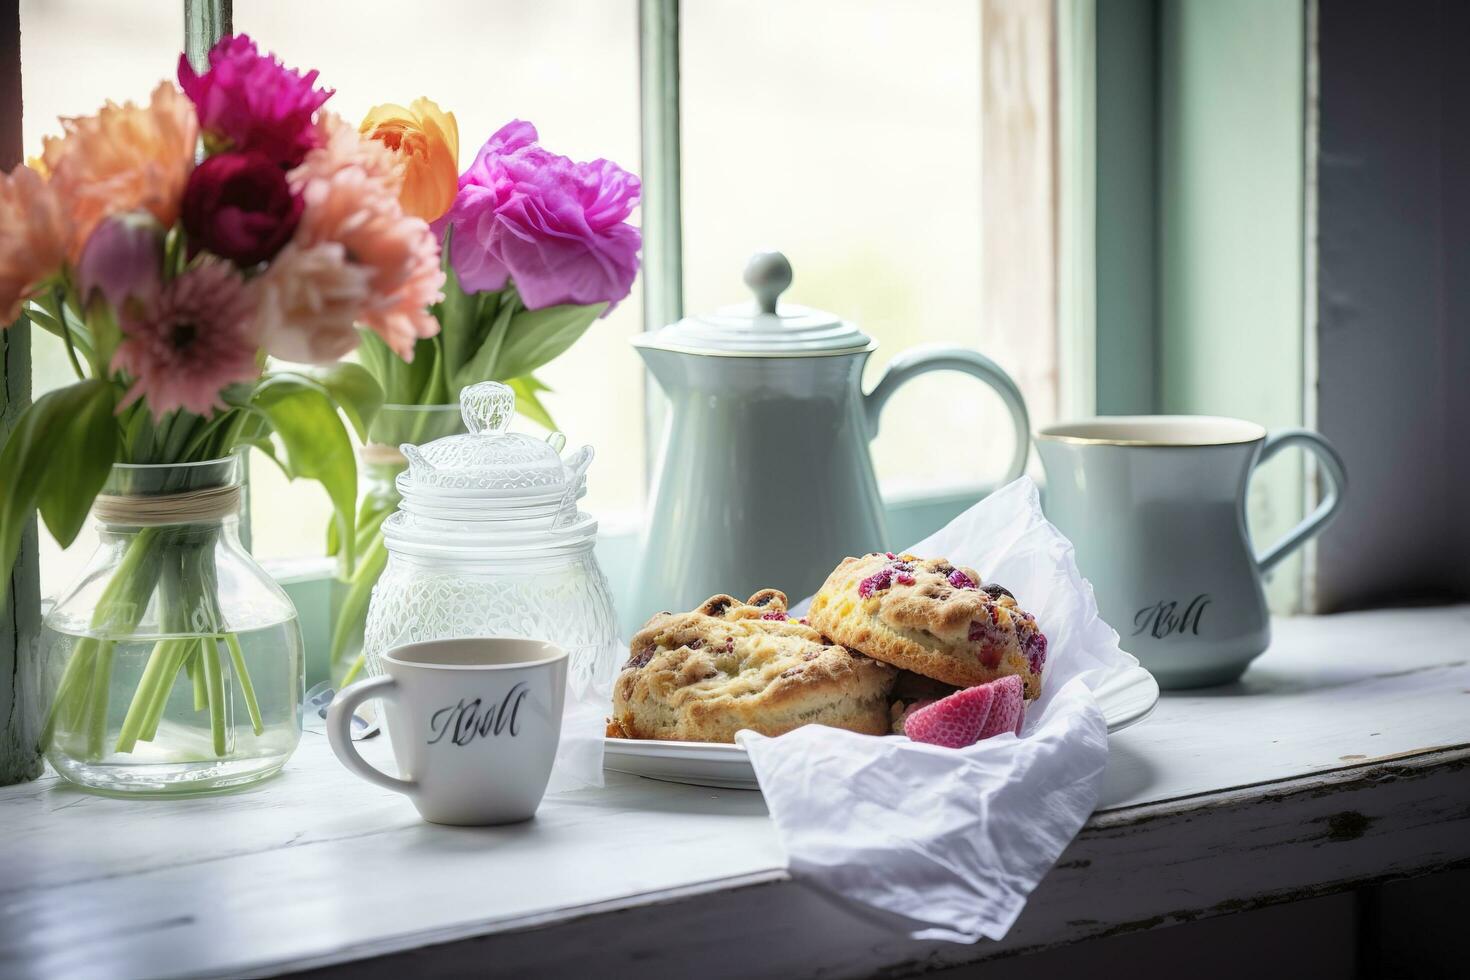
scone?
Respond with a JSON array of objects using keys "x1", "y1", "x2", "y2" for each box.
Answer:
[
  {"x1": 610, "y1": 590, "x2": 897, "y2": 743},
  {"x1": 808, "y1": 553, "x2": 1049, "y2": 699}
]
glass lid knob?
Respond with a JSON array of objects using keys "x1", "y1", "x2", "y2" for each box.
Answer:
[{"x1": 461, "y1": 381, "x2": 515, "y2": 435}]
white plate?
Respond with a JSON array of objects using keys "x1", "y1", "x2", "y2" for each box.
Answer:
[{"x1": 603, "y1": 664, "x2": 1160, "y2": 790}]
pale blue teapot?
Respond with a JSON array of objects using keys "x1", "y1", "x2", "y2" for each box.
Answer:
[{"x1": 629, "y1": 251, "x2": 1030, "y2": 625}]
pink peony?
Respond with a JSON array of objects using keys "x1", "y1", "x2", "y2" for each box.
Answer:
[
  {"x1": 182, "y1": 151, "x2": 302, "y2": 266},
  {"x1": 178, "y1": 34, "x2": 333, "y2": 168},
  {"x1": 254, "y1": 241, "x2": 372, "y2": 364},
  {"x1": 112, "y1": 261, "x2": 260, "y2": 418},
  {"x1": 292, "y1": 166, "x2": 443, "y2": 359},
  {"x1": 433, "y1": 120, "x2": 640, "y2": 311},
  {"x1": 76, "y1": 213, "x2": 163, "y2": 310}
]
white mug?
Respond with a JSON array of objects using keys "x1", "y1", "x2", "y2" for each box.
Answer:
[
  {"x1": 1036, "y1": 416, "x2": 1347, "y2": 689},
  {"x1": 328, "y1": 637, "x2": 567, "y2": 826}
]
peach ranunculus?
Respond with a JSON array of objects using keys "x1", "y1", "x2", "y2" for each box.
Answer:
[
  {"x1": 294, "y1": 112, "x2": 403, "y2": 193},
  {"x1": 360, "y1": 99, "x2": 459, "y2": 223},
  {"x1": 292, "y1": 165, "x2": 443, "y2": 360},
  {"x1": 0, "y1": 165, "x2": 70, "y2": 323},
  {"x1": 254, "y1": 241, "x2": 373, "y2": 364},
  {"x1": 41, "y1": 81, "x2": 198, "y2": 261}
]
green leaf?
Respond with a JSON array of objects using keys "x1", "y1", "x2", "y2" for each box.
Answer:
[
  {"x1": 451, "y1": 294, "x2": 518, "y2": 392},
  {"x1": 357, "y1": 329, "x2": 445, "y2": 405},
  {"x1": 491, "y1": 302, "x2": 606, "y2": 382},
  {"x1": 0, "y1": 380, "x2": 118, "y2": 598},
  {"x1": 506, "y1": 375, "x2": 557, "y2": 432},
  {"x1": 248, "y1": 375, "x2": 358, "y2": 572},
  {"x1": 305, "y1": 363, "x2": 384, "y2": 442},
  {"x1": 434, "y1": 245, "x2": 486, "y2": 385}
]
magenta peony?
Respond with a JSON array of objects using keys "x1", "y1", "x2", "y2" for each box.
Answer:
[
  {"x1": 75, "y1": 213, "x2": 163, "y2": 311},
  {"x1": 178, "y1": 34, "x2": 333, "y2": 169},
  {"x1": 112, "y1": 261, "x2": 260, "y2": 418},
  {"x1": 433, "y1": 121, "x2": 641, "y2": 311},
  {"x1": 182, "y1": 151, "x2": 302, "y2": 266}
]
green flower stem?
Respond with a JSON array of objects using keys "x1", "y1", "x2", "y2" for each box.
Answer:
[
  {"x1": 139, "y1": 640, "x2": 190, "y2": 743},
  {"x1": 46, "y1": 638, "x2": 97, "y2": 744},
  {"x1": 82, "y1": 641, "x2": 114, "y2": 760},
  {"x1": 223, "y1": 634, "x2": 262, "y2": 735},
  {"x1": 328, "y1": 533, "x2": 388, "y2": 671},
  {"x1": 202, "y1": 638, "x2": 227, "y2": 757},
  {"x1": 41, "y1": 527, "x2": 164, "y2": 753},
  {"x1": 114, "y1": 637, "x2": 180, "y2": 754},
  {"x1": 188, "y1": 647, "x2": 207, "y2": 711},
  {"x1": 340, "y1": 652, "x2": 366, "y2": 687}
]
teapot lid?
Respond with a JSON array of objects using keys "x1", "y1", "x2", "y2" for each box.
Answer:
[
  {"x1": 399, "y1": 382, "x2": 593, "y2": 511},
  {"x1": 632, "y1": 250, "x2": 874, "y2": 357}
]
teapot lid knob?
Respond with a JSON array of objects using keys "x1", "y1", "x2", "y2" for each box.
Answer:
[
  {"x1": 743, "y1": 250, "x2": 792, "y2": 315},
  {"x1": 461, "y1": 381, "x2": 515, "y2": 435}
]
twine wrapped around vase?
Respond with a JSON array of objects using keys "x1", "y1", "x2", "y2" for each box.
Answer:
[
  {"x1": 92, "y1": 485, "x2": 243, "y2": 526},
  {"x1": 360, "y1": 443, "x2": 408, "y2": 467}
]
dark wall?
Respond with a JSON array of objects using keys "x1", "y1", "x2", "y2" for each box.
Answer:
[{"x1": 1316, "y1": 0, "x2": 1470, "y2": 609}]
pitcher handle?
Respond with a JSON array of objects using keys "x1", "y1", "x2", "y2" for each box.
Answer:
[
  {"x1": 864, "y1": 346, "x2": 1030, "y2": 484},
  {"x1": 1252, "y1": 428, "x2": 1348, "y2": 574}
]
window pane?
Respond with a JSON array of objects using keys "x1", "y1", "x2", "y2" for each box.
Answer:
[
  {"x1": 20, "y1": 0, "x2": 183, "y2": 597},
  {"x1": 19, "y1": 0, "x2": 645, "y2": 595},
  {"x1": 681, "y1": 0, "x2": 1059, "y2": 496}
]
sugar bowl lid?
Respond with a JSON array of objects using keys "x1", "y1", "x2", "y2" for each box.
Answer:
[
  {"x1": 399, "y1": 382, "x2": 592, "y2": 504},
  {"x1": 632, "y1": 250, "x2": 874, "y2": 357}
]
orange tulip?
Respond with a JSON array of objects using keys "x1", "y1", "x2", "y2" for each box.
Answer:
[{"x1": 360, "y1": 98, "x2": 459, "y2": 223}]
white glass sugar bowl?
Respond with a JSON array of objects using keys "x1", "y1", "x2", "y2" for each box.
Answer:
[{"x1": 362, "y1": 382, "x2": 620, "y2": 695}]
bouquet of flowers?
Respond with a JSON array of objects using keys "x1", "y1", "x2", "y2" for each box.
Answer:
[
  {"x1": 329, "y1": 103, "x2": 641, "y2": 681},
  {"x1": 0, "y1": 35, "x2": 443, "y2": 785}
]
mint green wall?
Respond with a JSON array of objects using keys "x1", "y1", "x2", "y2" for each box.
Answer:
[
  {"x1": 1158, "y1": 0, "x2": 1306, "y2": 611},
  {"x1": 1095, "y1": 0, "x2": 1158, "y2": 415}
]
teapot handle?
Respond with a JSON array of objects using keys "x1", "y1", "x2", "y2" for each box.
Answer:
[{"x1": 863, "y1": 346, "x2": 1030, "y2": 485}]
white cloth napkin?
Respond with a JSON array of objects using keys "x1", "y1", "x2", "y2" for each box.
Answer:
[
  {"x1": 546, "y1": 664, "x2": 613, "y2": 794},
  {"x1": 738, "y1": 478, "x2": 1135, "y2": 942}
]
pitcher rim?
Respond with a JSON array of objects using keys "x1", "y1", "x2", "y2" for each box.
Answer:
[{"x1": 1036, "y1": 415, "x2": 1267, "y2": 448}]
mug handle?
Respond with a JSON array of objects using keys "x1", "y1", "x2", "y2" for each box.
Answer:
[
  {"x1": 863, "y1": 346, "x2": 1031, "y2": 484},
  {"x1": 1252, "y1": 428, "x2": 1348, "y2": 574},
  {"x1": 327, "y1": 675, "x2": 418, "y2": 797}
]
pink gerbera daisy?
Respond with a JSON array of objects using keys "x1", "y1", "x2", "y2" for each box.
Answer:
[{"x1": 113, "y1": 261, "x2": 260, "y2": 418}]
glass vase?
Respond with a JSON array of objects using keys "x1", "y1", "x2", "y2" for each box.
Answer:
[
  {"x1": 41, "y1": 457, "x2": 303, "y2": 796},
  {"x1": 331, "y1": 404, "x2": 466, "y2": 684}
]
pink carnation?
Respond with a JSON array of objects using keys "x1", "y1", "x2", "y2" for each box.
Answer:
[
  {"x1": 434, "y1": 120, "x2": 640, "y2": 311},
  {"x1": 254, "y1": 241, "x2": 373, "y2": 364},
  {"x1": 112, "y1": 261, "x2": 260, "y2": 418},
  {"x1": 178, "y1": 34, "x2": 333, "y2": 168},
  {"x1": 293, "y1": 166, "x2": 443, "y2": 359},
  {"x1": 294, "y1": 112, "x2": 404, "y2": 192}
]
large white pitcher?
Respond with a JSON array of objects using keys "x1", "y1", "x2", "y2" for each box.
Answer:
[{"x1": 629, "y1": 251, "x2": 1031, "y2": 625}]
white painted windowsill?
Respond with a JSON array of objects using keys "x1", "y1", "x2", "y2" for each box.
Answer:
[{"x1": 2, "y1": 605, "x2": 1467, "y2": 978}]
